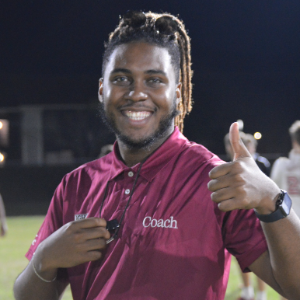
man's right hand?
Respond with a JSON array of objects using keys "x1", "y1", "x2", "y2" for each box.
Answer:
[{"x1": 33, "y1": 217, "x2": 110, "y2": 279}]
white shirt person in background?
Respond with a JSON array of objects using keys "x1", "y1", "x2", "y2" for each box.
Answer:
[{"x1": 271, "y1": 120, "x2": 300, "y2": 217}]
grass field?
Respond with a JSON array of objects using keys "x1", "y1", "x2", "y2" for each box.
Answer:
[{"x1": 0, "y1": 216, "x2": 281, "y2": 300}]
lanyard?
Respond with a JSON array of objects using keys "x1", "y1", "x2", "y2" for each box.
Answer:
[{"x1": 99, "y1": 161, "x2": 144, "y2": 244}]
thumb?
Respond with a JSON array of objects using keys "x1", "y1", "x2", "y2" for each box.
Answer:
[{"x1": 229, "y1": 122, "x2": 251, "y2": 160}]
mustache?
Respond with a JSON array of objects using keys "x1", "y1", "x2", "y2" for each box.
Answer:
[{"x1": 118, "y1": 103, "x2": 156, "y2": 112}]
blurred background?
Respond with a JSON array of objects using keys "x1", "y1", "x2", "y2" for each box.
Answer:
[{"x1": 1, "y1": 0, "x2": 299, "y2": 215}]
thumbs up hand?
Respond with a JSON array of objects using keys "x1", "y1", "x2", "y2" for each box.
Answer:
[{"x1": 208, "y1": 122, "x2": 280, "y2": 214}]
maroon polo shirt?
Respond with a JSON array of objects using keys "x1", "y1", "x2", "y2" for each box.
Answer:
[{"x1": 26, "y1": 127, "x2": 267, "y2": 300}]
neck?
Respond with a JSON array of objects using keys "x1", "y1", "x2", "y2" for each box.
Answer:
[
  {"x1": 293, "y1": 142, "x2": 300, "y2": 154},
  {"x1": 117, "y1": 128, "x2": 174, "y2": 167}
]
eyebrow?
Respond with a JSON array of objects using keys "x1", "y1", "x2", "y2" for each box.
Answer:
[
  {"x1": 110, "y1": 68, "x2": 131, "y2": 74},
  {"x1": 110, "y1": 68, "x2": 167, "y2": 76},
  {"x1": 145, "y1": 69, "x2": 167, "y2": 76}
]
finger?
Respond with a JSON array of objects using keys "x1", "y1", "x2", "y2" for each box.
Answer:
[
  {"x1": 229, "y1": 122, "x2": 251, "y2": 160},
  {"x1": 85, "y1": 237, "x2": 108, "y2": 251},
  {"x1": 210, "y1": 185, "x2": 236, "y2": 203},
  {"x1": 211, "y1": 190, "x2": 244, "y2": 211},
  {"x1": 82, "y1": 226, "x2": 111, "y2": 240},
  {"x1": 209, "y1": 161, "x2": 233, "y2": 180},
  {"x1": 85, "y1": 250, "x2": 104, "y2": 262},
  {"x1": 75, "y1": 247, "x2": 104, "y2": 263},
  {"x1": 207, "y1": 177, "x2": 229, "y2": 192},
  {"x1": 75, "y1": 217, "x2": 107, "y2": 229},
  {"x1": 211, "y1": 185, "x2": 252, "y2": 211},
  {"x1": 216, "y1": 199, "x2": 241, "y2": 212}
]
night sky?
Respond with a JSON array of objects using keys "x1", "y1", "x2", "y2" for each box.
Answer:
[{"x1": 1, "y1": 0, "x2": 300, "y2": 157}]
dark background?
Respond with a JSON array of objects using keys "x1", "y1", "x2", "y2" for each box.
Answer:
[
  {"x1": 1, "y1": 0, "x2": 300, "y2": 155},
  {"x1": 1, "y1": 1, "x2": 300, "y2": 214}
]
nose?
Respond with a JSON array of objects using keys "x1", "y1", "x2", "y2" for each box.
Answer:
[
  {"x1": 126, "y1": 82, "x2": 148, "y2": 102},
  {"x1": 128, "y1": 90, "x2": 147, "y2": 100}
]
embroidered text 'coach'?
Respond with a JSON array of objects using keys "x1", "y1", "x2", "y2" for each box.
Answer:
[{"x1": 143, "y1": 216, "x2": 178, "y2": 229}]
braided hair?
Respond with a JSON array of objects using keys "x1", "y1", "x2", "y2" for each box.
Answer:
[{"x1": 102, "y1": 11, "x2": 193, "y2": 132}]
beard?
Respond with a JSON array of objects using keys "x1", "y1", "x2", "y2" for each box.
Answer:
[{"x1": 99, "y1": 100, "x2": 179, "y2": 150}]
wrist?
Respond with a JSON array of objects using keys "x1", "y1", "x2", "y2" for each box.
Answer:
[
  {"x1": 254, "y1": 188, "x2": 281, "y2": 215},
  {"x1": 34, "y1": 245, "x2": 58, "y2": 280},
  {"x1": 255, "y1": 189, "x2": 292, "y2": 223},
  {"x1": 32, "y1": 252, "x2": 57, "y2": 283}
]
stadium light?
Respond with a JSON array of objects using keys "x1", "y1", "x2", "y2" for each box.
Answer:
[
  {"x1": 0, "y1": 119, "x2": 9, "y2": 147},
  {"x1": 254, "y1": 132, "x2": 262, "y2": 140}
]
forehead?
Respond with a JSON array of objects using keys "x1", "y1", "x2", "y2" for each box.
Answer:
[{"x1": 104, "y1": 42, "x2": 174, "y2": 76}]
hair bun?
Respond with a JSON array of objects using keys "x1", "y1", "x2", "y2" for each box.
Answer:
[
  {"x1": 155, "y1": 16, "x2": 178, "y2": 35},
  {"x1": 122, "y1": 11, "x2": 146, "y2": 28}
]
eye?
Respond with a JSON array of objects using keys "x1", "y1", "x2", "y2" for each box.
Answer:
[
  {"x1": 112, "y1": 76, "x2": 131, "y2": 85},
  {"x1": 147, "y1": 77, "x2": 164, "y2": 86}
]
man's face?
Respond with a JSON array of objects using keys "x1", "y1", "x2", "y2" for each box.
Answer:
[{"x1": 99, "y1": 42, "x2": 181, "y2": 149}]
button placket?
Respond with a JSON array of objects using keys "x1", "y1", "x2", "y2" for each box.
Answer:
[
  {"x1": 128, "y1": 171, "x2": 134, "y2": 177},
  {"x1": 124, "y1": 170, "x2": 134, "y2": 196},
  {"x1": 100, "y1": 162, "x2": 144, "y2": 242}
]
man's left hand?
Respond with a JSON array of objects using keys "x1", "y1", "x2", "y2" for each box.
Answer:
[{"x1": 207, "y1": 122, "x2": 280, "y2": 214}]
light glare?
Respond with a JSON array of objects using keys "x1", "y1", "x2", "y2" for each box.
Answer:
[
  {"x1": 254, "y1": 132, "x2": 262, "y2": 140},
  {"x1": 0, "y1": 121, "x2": 3, "y2": 129},
  {"x1": 0, "y1": 153, "x2": 4, "y2": 162}
]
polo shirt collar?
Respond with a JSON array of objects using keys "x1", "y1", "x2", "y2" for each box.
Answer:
[{"x1": 108, "y1": 127, "x2": 187, "y2": 182}]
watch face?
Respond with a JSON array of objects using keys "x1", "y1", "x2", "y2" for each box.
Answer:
[{"x1": 280, "y1": 192, "x2": 292, "y2": 216}]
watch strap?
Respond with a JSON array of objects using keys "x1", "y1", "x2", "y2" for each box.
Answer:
[{"x1": 255, "y1": 190, "x2": 292, "y2": 223}]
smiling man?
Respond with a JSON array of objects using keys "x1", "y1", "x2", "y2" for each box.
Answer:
[
  {"x1": 14, "y1": 11, "x2": 300, "y2": 300},
  {"x1": 99, "y1": 42, "x2": 180, "y2": 163}
]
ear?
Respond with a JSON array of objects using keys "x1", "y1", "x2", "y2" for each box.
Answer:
[
  {"x1": 175, "y1": 82, "x2": 182, "y2": 105},
  {"x1": 98, "y1": 78, "x2": 104, "y2": 103}
]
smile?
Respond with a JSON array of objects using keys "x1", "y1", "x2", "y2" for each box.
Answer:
[{"x1": 124, "y1": 111, "x2": 151, "y2": 121}]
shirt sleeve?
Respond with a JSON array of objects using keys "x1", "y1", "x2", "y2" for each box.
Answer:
[
  {"x1": 25, "y1": 177, "x2": 66, "y2": 261},
  {"x1": 222, "y1": 208, "x2": 268, "y2": 272}
]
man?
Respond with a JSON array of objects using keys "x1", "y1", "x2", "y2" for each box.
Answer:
[{"x1": 14, "y1": 11, "x2": 300, "y2": 300}]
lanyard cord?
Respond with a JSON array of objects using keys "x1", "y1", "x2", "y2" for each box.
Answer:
[
  {"x1": 100, "y1": 161, "x2": 144, "y2": 243},
  {"x1": 99, "y1": 181, "x2": 109, "y2": 219}
]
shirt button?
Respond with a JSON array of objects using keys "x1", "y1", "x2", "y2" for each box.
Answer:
[
  {"x1": 125, "y1": 189, "x2": 130, "y2": 195},
  {"x1": 128, "y1": 171, "x2": 134, "y2": 177}
]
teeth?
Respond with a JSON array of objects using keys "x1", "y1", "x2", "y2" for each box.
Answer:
[{"x1": 124, "y1": 111, "x2": 151, "y2": 121}]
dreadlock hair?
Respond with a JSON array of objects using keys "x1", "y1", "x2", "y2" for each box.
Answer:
[{"x1": 102, "y1": 11, "x2": 193, "y2": 132}]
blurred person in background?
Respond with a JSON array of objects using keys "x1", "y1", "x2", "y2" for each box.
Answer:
[
  {"x1": 244, "y1": 133, "x2": 271, "y2": 177},
  {"x1": 98, "y1": 144, "x2": 113, "y2": 158},
  {"x1": 225, "y1": 132, "x2": 271, "y2": 176},
  {"x1": 0, "y1": 193, "x2": 8, "y2": 236},
  {"x1": 271, "y1": 120, "x2": 300, "y2": 216},
  {"x1": 224, "y1": 132, "x2": 269, "y2": 300}
]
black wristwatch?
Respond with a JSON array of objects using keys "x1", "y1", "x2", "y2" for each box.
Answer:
[{"x1": 255, "y1": 190, "x2": 292, "y2": 223}]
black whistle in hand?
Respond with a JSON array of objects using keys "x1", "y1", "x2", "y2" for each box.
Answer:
[{"x1": 106, "y1": 219, "x2": 120, "y2": 232}]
